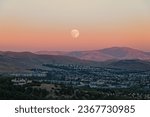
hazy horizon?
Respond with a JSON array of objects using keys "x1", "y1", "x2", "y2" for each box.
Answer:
[
  {"x1": 0, "y1": 0, "x2": 150, "y2": 51},
  {"x1": 0, "y1": 46, "x2": 150, "y2": 53}
]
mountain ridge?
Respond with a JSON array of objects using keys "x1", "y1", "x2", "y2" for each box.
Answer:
[
  {"x1": 0, "y1": 51, "x2": 98, "y2": 72},
  {"x1": 0, "y1": 48, "x2": 150, "y2": 72},
  {"x1": 36, "y1": 47, "x2": 150, "y2": 61}
]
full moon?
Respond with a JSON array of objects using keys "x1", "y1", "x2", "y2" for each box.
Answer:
[{"x1": 71, "y1": 29, "x2": 80, "y2": 39}]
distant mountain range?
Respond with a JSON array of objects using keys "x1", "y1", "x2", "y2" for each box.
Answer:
[
  {"x1": 36, "y1": 47, "x2": 150, "y2": 61},
  {"x1": 0, "y1": 51, "x2": 96, "y2": 72},
  {"x1": 1, "y1": 47, "x2": 150, "y2": 72}
]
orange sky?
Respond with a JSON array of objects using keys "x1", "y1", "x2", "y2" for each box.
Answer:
[{"x1": 0, "y1": 0, "x2": 150, "y2": 52}]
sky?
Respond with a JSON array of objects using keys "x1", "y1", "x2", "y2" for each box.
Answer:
[{"x1": 0, "y1": 0, "x2": 150, "y2": 51}]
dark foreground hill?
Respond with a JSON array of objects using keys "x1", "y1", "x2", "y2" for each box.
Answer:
[{"x1": 106, "y1": 59, "x2": 150, "y2": 71}]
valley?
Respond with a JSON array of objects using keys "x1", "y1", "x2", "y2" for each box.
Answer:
[{"x1": 0, "y1": 47, "x2": 150, "y2": 99}]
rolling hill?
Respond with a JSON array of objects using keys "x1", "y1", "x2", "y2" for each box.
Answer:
[
  {"x1": 1, "y1": 47, "x2": 150, "y2": 73},
  {"x1": 106, "y1": 59, "x2": 150, "y2": 71},
  {"x1": 0, "y1": 51, "x2": 97, "y2": 72},
  {"x1": 36, "y1": 47, "x2": 150, "y2": 61}
]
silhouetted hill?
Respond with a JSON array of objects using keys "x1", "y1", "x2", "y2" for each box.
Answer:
[{"x1": 107, "y1": 59, "x2": 150, "y2": 71}]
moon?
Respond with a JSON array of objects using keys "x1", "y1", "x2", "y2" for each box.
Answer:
[{"x1": 71, "y1": 29, "x2": 80, "y2": 38}]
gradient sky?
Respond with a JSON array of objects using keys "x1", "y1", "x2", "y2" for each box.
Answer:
[{"x1": 0, "y1": 0, "x2": 150, "y2": 51}]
